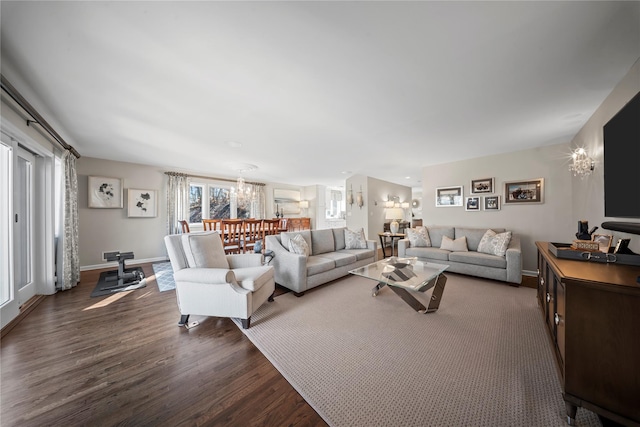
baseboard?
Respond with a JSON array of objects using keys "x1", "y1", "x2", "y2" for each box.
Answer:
[
  {"x1": 1, "y1": 294, "x2": 46, "y2": 339},
  {"x1": 80, "y1": 256, "x2": 169, "y2": 272}
]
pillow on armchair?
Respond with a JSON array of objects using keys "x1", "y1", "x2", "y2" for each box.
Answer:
[{"x1": 181, "y1": 232, "x2": 229, "y2": 268}]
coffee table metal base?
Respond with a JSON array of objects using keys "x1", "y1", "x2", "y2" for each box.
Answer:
[{"x1": 371, "y1": 273, "x2": 447, "y2": 313}]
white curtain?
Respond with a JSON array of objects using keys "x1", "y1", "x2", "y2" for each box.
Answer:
[
  {"x1": 249, "y1": 184, "x2": 266, "y2": 218},
  {"x1": 167, "y1": 173, "x2": 189, "y2": 234},
  {"x1": 56, "y1": 150, "x2": 80, "y2": 290}
]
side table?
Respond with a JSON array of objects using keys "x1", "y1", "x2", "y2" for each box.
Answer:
[{"x1": 378, "y1": 232, "x2": 406, "y2": 258}]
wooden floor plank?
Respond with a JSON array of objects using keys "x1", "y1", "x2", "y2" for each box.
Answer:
[{"x1": 0, "y1": 264, "x2": 327, "y2": 427}]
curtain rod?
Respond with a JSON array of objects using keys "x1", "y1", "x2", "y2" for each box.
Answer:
[
  {"x1": 1, "y1": 74, "x2": 81, "y2": 159},
  {"x1": 165, "y1": 171, "x2": 265, "y2": 187}
]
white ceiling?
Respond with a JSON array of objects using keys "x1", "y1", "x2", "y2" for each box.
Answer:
[{"x1": 1, "y1": 1, "x2": 639, "y2": 189}]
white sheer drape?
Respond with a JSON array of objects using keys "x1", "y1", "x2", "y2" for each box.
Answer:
[
  {"x1": 167, "y1": 173, "x2": 189, "y2": 234},
  {"x1": 254, "y1": 185, "x2": 266, "y2": 218},
  {"x1": 56, "y1": 150, "x2": 80, "y2": 290}
]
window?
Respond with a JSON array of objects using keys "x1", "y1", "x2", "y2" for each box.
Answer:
[
  {"x1": 190, "y1": 182, "x2": 241, "y2": 223},
  {"x1": 209, "y1": 186, "x2": 230, "y2": 219},
  {"x1": 189, "y1": 184, "x2": 203, "y2": 223}
]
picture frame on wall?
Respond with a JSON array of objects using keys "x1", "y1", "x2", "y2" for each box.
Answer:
[
  {"x1": 88, "y1": 176, "x2": 123, "y2": 208},
  {"x1": 465, "y1": 196, "x2": 480, "y2": 211},
  {"x1": 128, "y1": 188, "x2": 157, "y2": 217},
  {"x1": 503, "y1": 178, "x2": 544, "y2": 204},
  {"x1": 470, "y1": 177, "x2": 494, "y2": 194},
  {"x1": 483, "y1": 195, "x2": 501, "y2": 211},
  {"x1": 435, "y1": 186, "x2": 463, "y2": 207}
]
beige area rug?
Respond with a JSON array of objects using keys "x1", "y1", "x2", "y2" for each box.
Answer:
[{"x1": 234, "y1": 274, "x2": 601, "y2": 427}]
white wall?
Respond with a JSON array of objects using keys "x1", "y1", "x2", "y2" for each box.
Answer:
[
  {"x1": 76, "y1": 157, "x2": 168, "y2": 268},
  {"x1": 422, "y1": 143, "x2": 573, "y2": 273},
  {"x1": 345, "y1": 175, "x2": 411, "y2": 241},
  {"x1": 570, "y1": 58, "x2": 640, "y2": 254}
]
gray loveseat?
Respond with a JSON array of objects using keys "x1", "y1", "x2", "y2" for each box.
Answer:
[
  {"x1": 265, "y1": 228, "x2": 377, "y2": 295},
  {"x1": 397, "y1": 226, "x2": 522, "y2": 285}
]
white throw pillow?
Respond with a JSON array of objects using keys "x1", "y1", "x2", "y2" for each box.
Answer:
[
  {"x1": 288, "y1": 233, "x2": 310, "y2": 256},
  {"x1": 477, "y1": 229, "x2": 512, "y2": 257},
  {"x1": 440, "y1": 235, "x2": 468, "y2": 252},
  {"x1": 182, "y1": 232, "x2": 229, "y2": 269},
  {"x1": 344, "y1": 228, "x2": 367, "y2": 249},
  {"x1": 406, "y1": 226, "x2": 431, "y2": 247}
]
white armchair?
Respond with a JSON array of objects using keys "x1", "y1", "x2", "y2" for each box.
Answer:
[{"x1": 164, "y1": 231, "x2": 275, "y2": 329}]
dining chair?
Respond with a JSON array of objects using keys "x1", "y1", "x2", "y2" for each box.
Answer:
[
  {"x1": 261, "y1": 218, "x2": 280, "y2": 250},
  {"x1": 278, "y1": 218, "x2": 289, "y2": 233},
  {"x1": 179, "y1": 220, "x2": 190, "y2": 233},
  {"x1": 242, "y1": 218, "x2": 263, "y2": 253},
  {"x1": 202, "y1": 219, "x2": 221, "y2": 232},
  {"x1": 221, "y1": 219, "x2": 243, "y2": 254}
]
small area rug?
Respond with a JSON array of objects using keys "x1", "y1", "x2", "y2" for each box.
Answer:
[
  {"x1": 90, "y1": 267, "x2": 146, "y2": 297},
  {"x1": 152, "y1": 262, "x2": 176, "y2": 292},
  {"x1": 232, "y1": 274, "x2": 600, "y2": 427}
]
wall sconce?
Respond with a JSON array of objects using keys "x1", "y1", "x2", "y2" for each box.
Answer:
[
  {"x1": 346, "y1": 185, "x2": 354, "y2": 206},
  {"x1": 569, "y1": 147, "x2": 594, "y2": 178},
  {"x1": 356, "y1": 186, "x2": 364, "y2": 208}
]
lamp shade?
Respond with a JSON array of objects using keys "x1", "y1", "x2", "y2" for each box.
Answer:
[{"x1": 385, "y1": 208, "x2": 404, "y2": 221}]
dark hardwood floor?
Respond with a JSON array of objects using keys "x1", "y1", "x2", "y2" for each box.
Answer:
[{"x1": 0, "y1": 264, "x2": 327, "y2": 427}]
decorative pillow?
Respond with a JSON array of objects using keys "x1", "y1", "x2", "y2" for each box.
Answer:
[
  {"x1": 406, "y1": 226, "x2": 431, "y2": 247},
  {"x1": 182, "y1": 232, "x2": 229, "y2": 269},
  {"x1": 440, "y1": 235, "x2": 468, "y2": 252},
  {"x1": 288, "y1": 233, "x2": 309, "y2": 256},
  {"x1": 344, "y1": 228, "x2": 367, "y2": 249},
  {"x1": 477, "y1": 229, "x2": 512, "y2": 257}
]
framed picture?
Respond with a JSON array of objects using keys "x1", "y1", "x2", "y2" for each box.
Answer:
[
  {"x1": 435, "y1": 186, "x2": 463, "y2": 207},
  {"x1": 88, "y1": 176, "x2": 123, "y2": 208},
  {"x1": 128, "y1": 189, "x2": 157, "y2": 217},
  {"x1": 592, "y1": 234, "x2": 613, "y2": 253},
  {"x1": 465, "y1": 196, "x2": 480, "y2": 211},
  {"x1": 470, "y1": 177, "x2": 494, "y2": 194},
  {"x1": 274, "y1": 188, "x2": 301, "y2": 214},
  {"x1": 504, "y1": 178, "x2": 544, "y2": 204},
  {"x1": 483, "y1": 195, "x2": 501, "y2": 211}
]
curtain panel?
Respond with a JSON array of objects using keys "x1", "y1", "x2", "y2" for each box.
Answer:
[
  {"x1": 167, "y1": 173, "x2": 189, "y2": 235},
  {"x1": 56, "y1": 150, "x2": 80, "y2": 290}
]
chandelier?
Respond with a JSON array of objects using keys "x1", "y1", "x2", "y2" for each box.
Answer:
[
  {"x1": 569, "y1": 148, "x2": 594, "y2": 178},
  {"x1": 234, "y1": 164, "x2": 258, "y2": 200}
]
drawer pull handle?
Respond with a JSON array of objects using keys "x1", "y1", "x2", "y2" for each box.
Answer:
[
  {"x1": 554, "y1": 313, "x2": 560, "y2": 325},
  {"x1": 540, "y1": 277, "x2": 545, "y2": 286},
  {"x1": 537, "y1": 268, "x2": 540, "y2": 276},
  {"x1": 546, "y1": 293, "x2": 551, "y2": 303}
]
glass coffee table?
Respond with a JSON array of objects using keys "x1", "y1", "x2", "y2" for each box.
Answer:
[{"x1": 350, "y1": 257, "x2": 449, "y2": 313}]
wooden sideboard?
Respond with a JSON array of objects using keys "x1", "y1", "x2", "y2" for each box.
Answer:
[
  {"x1": 535, "y1": 242, "x2": 640, "y2": 426},
  {"x1": 286, "y1": 217, "x2": 311, "y2": 231}
]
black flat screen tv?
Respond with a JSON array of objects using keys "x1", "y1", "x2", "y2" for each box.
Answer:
[{"x1": 603, "y1": 90, "x2": 640, "y2": 218}]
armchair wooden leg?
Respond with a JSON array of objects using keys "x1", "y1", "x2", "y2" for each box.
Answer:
[
  {"x1": 241, "y1": 317, "x2": 251, "y2": 329},
  {"x1": 293, "y1": 291, "x2": 305, "y2": 297},
  {"x1": 268, "y1": 292, "x2": 275, "y2": 302},
  {"x1": 178, "y1": 314, "x2": 190, "y2": 326}
]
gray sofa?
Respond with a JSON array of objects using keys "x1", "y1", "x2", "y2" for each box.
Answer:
[
  {"x1": 397, "y1": 226, "x2": 522, "y2": 285},
  {"x1": 265, "y1": 228, "x2": 377, "y2": 295}
]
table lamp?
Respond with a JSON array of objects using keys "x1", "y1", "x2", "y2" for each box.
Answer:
[{"x1": 385, "y1": 208, "x2": 404, "y2": 234}]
